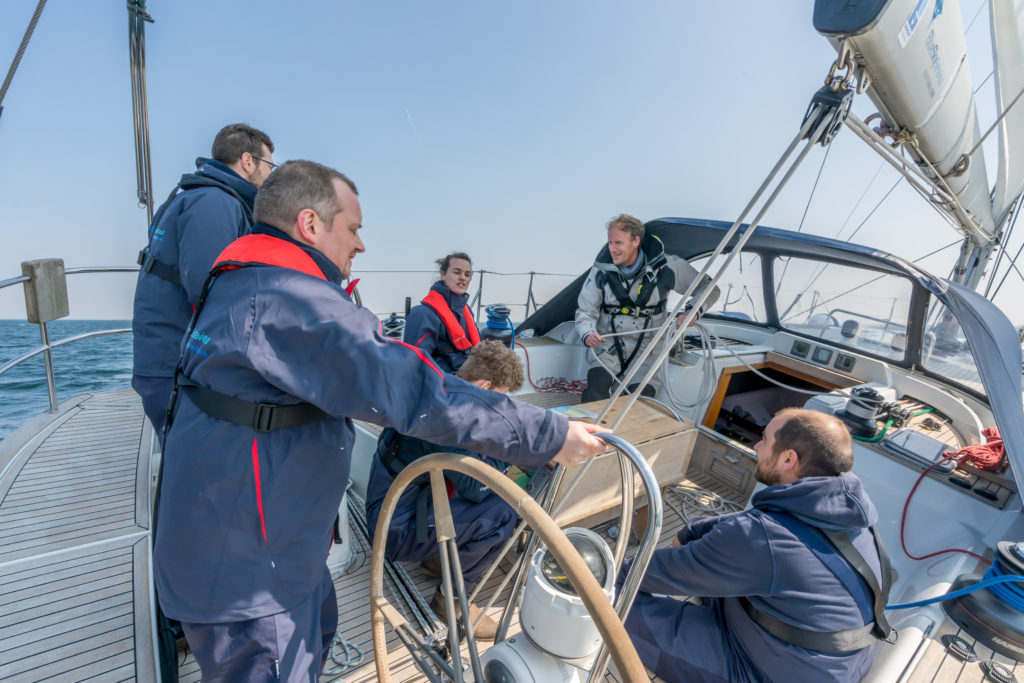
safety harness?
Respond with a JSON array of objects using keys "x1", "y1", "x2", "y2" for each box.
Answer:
[
  {"x1": 376, "y1": 428, "x2": 454, "y2": 543},
  {"x1": 594, "y1": 235, "x2": 674, "y2": 376},
  {"x1": 739, "y1": 510, "x2": 895, "y2": 653},
  {"x1": 167, "y1": 234, "x2": 330, "y2": 435},
  {"x1": 421, "y1": 289, "x2": 480, "y2": 352},
  {"x1": 137, "y1": 172, "x2": 255, "y2": 288}
]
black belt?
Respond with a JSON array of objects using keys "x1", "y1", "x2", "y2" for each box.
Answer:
[
  {"x1": 178, "y1": 375, "x2": 327, "y2": 432},
  {"x1": 138, "y1": 248, "x2": 182, "y2": 287}
]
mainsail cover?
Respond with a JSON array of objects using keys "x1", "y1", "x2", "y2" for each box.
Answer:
[{"x1": 990, "y1": 0, "x2": 1024, "y2": 225}]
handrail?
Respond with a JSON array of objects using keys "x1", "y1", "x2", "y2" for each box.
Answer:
[
  {"x1": 1, "y1": 266, "x2": 140, "y2": 292},
  {"x1": 65, "y1": 266, "x2": 140, "y2": 275},
  {"x1": 0, "y1": 275, "x2": 30, "y2": 291},
  {"x1": 0, "y1": 328, "x2": 132, "y2": 377},
  {"x1": 1, "y1": 265, "x2": 140, "y2": 412}
]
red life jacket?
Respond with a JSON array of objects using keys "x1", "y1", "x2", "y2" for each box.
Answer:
[
  {"x1": 421, "y1": 289, "x2": 480, "y2": 351},
  {"x1": 212, "y1": 233, "x2": 327, "y2": 280}
]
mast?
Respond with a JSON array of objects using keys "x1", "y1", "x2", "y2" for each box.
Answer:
[{"x1": 127, "y1": 0, "x2": 155, "y2": 225}]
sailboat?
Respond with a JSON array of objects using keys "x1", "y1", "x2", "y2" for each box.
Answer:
[{"x1": 1, "y1": 0, "x2": 1024, "y2": 680}]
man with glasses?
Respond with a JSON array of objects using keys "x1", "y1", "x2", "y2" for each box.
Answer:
[{"x1": 132, "y1": 123, "x2": 275, "y2": 434}]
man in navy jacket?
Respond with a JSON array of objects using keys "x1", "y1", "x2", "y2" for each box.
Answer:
[
  {"x1": 623, "y1": 408, "x2": 891, "y2": 682},
  {"x1": 366, "y1": 339, "x2": 529, "y2": 640},
  {"x1": 132, "y1": 123, "x2": 275, "y2": 434},
  {"x1": 153, "y1": 160, "x2": 607, "y2": 682}
]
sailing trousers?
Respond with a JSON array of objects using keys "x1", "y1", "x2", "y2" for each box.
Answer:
[
  {"x1": 623, "y1": 593, "x2": 763, "y2": 683},
  {"x1": 181, "y1": 568, "x2": 338, "y2": 682},
  {"x1": 385, "y1": 490, "x2": 518, "y2": 586}
]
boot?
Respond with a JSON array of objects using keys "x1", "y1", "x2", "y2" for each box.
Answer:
[
  {"x1": 420, "y1": 556, "x2": 443, "y2": 577},
  {"x1": 430, "y1": 589, "x2": 498, "y2": 641}
]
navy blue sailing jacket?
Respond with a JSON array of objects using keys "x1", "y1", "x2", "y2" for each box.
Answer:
[
  {"x1": 132, "y1": 159, "x2": 257, "y2": 380},
  {"x1": 153, "y1": 226, "x2": 566, "y2": 624}
]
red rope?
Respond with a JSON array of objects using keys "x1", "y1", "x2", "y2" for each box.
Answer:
[
  {"x1": 516, "y1": 342, "x2": 585, "y2": 394},
  {"x1": 900, "y1": 455, "x2": 990, "y2": 565}
]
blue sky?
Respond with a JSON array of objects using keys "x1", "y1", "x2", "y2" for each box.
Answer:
[{"x1": 0, "y1": 0, "x2": 1015, "y2": 321}]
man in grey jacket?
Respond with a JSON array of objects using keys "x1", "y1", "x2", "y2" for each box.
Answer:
[
  {"x1": 622, "y1": 408, "x2": 892, "y2": 682},
  {"x1": 153, "y1": 160, "x2": 608, "y2": 682},
  {"x1": 575, "y1": 214, "x2": 719, "y2": 402}
]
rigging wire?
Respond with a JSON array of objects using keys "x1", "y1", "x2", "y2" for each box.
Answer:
[
  {"x1": 968, "y1": 84, "x2": 1024, "y2": 159},
  {"x1": 0, "y1": 0, "x2": 47, "y2": 120},
  {"x1": 792, "y1": 176, "x2": 903, "y2": 304},
  {"x1": 775, "y1": 144, "x2": 833, "y2": 295},
  {"x1": 784, "y1": 239, "x2": 961, "y2": 322},
  {"x1": 989, "y1": 200, "x2": 1024, "y2": 299},
  {"x1": 964, "y1": 0, "x2": 987, "y2": 33}
]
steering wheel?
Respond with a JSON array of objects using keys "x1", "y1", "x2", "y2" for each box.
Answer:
[{"x1": 368, "y1": 452, "x2": 650, "y2": 682}]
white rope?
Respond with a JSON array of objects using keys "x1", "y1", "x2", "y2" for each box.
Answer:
[{"x1": 704, "y1": 328, "x2": 837, "y2": 397}]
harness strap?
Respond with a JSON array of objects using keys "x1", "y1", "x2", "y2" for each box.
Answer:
[
  {"x1": 737, "y1": 510, "x2": 894, "y2": 653},
  {"x1": 177, "y1": 375, "x2": 327, "y2": 433},
  {"x1": 600, "y1": 300, "x2": 667, "y2": 317},
  {"x1": 738, "y1": 596, "x2": 877, "y2": 653},
  {"x1": 138, "y1": 173, "x2": 255, "y2": 288},
  {"x1": 137, "y1": 248, "x2": 182, "y2": 287}
]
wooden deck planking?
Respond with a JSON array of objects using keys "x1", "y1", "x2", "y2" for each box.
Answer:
[{"x1": 0, "y1": 391, "x2": 154, "y2": 683}]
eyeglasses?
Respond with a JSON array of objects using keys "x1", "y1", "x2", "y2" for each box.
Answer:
[{"x1": 251, "y1": 155, "x2": 277, "y2": 169}]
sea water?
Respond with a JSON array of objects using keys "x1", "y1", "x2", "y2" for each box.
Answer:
[{"x1": 0, "y1": 320, "x2": 132, "y2": 443}]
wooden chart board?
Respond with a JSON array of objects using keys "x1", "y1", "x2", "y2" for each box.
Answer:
[{"x1": 550, "y1": 397, "x2": 697, "y2": 527}]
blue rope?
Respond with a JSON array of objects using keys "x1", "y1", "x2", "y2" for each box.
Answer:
[
  {"x1": 886, "y1": 574, "x2": 1024, "y2": 610},
  {"x1": 986, "y1": 558, "x2": 1024, "y2": 611},
  {"x1": 484, "y1": 304, "x2": 515, "y2": 340}
]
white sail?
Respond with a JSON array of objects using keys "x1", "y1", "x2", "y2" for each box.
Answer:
[
  {"x1": 832, "y1": 0, "x2": 997, "y2": 242},
  {"x1": 990, "y1": 0, "x2": 1024, "y2": 225}
]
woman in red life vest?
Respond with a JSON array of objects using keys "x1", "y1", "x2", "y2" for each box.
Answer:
[{"x1": 404, "y1": 252, "x2": 480, "y2": 373}]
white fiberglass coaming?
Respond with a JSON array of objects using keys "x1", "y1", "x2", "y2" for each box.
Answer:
[{"x1": 516, "y1": 216, "x2": 1024, "y2": 677}]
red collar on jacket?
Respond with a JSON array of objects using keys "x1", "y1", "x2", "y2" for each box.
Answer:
[
  {"x1": 212, "y1": 234, "x2": 327, "y2": 281},
  {"x1": 421, "y1": 289, "x2": 480, "y2": 351}
]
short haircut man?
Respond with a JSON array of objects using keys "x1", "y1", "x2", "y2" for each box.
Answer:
[
  {"x1": 771, "y1": 407, "x2": 854, "y2": 477},
  {"x1": 212, "y1": 123, "x2": 275, "y2": 165},
  {"x1": 153, "y1": 160, "x2": 605, "y2": 679},
  {"x1": 623, "y1": 407, "x2": 891, "y2": 682},
  {"x1": 253, "y1": 160, "x2": 357, "y2": 231},
  {"x1": 132, "y1": 123, "x2": 274, "y2": 435}
]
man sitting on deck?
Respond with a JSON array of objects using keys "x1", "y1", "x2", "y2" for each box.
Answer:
[
  {"x1": 365, "y1": 340, "x2": 525, "y2": 641},
  {"x1": 622, "y1": 408, "x2": 893, "y2": 682}
]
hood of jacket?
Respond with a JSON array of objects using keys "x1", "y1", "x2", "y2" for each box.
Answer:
[
  {"x1": 751, "y1": 472, "x2": 878, "y2": 532},
  {"x1": 196, "y1": 158, "x2": 258, "y2": 212}
]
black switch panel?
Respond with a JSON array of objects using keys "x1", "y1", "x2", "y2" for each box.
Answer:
[{"x1": 811, "y1": 346, "x2": 833, "y2": 364}]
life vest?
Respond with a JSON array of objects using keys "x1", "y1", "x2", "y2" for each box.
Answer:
[
  {"x1": 592, "y1": 234, "x2": 675, "y2": 375},
  {"x1": 137, "y1": 172, "x2": 255, "y2": 287},
  {"x1": 421, "y1": 289, "x2": 480, "y2": 351},
  {"x1": 167, "y1": 233, "x2": 329, "y2": 435}
]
